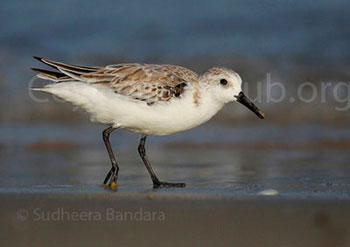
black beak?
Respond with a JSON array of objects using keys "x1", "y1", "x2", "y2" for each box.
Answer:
[{"x1": 235, "y1": 92, "x2": 265, "y2": 119}]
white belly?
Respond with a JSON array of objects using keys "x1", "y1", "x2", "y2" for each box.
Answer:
[
  {"x1": 38, "y1": 82, "x2": 224, "y2": 136},
  {"x1": 120, "y1": 94, "x2": 222, "y2": 136}
]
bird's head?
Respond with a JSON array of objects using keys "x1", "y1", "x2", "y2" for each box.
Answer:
[{"x1": 199, "y1": 67, "x2": 265, "y2": 119}]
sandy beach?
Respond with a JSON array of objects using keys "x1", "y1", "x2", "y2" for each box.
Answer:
[{"x1": 1, "y1": 187, "x2": 350, "y2": 247}]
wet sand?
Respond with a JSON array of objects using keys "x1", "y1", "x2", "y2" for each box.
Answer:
[
  {"x1": 1, "y1": 123, "x2": 350, "y2": 246},
  {"x1": 1, "y1": 188, "x2": 350, "y2": 247}
]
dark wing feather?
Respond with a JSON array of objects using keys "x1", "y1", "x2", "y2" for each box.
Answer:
[{"x1": 33, "y1": 56, "x2": 101, "y2": 74}]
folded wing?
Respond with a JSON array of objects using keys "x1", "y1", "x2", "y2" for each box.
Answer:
[{"x1": 32, "y1": 57, "x2": 198, "y2": 105}]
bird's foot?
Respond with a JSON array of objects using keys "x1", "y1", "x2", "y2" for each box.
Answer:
[
  {"x1": 103, "y1": 167, "x2": 118, "y2": 191},
  {"x1": 102, "y1": 181, "x2": 117, "y2": 191},
  {"x1": 108, "y1": 181, "x2": 117, "y2": 191},
  {"x1": 153, "y1": 181, "x2": 186, "y2": 188}
]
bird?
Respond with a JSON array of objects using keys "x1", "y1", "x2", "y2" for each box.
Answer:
[{"x1": 31, "y1": 57, "x2": 265, "y2": 190}]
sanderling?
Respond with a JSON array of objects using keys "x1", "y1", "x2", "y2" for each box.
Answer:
[{"x1": 31, "y1": 57, "x2": 264, "y2": 189}]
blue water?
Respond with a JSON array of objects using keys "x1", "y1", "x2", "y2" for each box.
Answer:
[
  {"x1": 1, "y1": 1, "x2": 350, "y2": 197},
  {"x1": 1, "y1": 122, "x2": 350, "y2": 198},
  {"x1": 1, "y1": 0, "x2": 350, "y2": 90}
]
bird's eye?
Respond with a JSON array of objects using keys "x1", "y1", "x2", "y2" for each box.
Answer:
[{"x1": 220, "y1": 79, "x2": 227, "y2": 85}]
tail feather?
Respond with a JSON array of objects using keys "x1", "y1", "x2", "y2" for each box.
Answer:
[
  {"x1": 31, "y1": 68, "x2": 69, "y2": 81},
  {"x1": 33, "y1": 56, "x2": 100, "y2": 74},
  {"x1": 32, "y1": 56, "x2": 103, "y2": 82}
]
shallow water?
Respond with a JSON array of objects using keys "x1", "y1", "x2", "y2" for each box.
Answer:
[
  {"x1": 1, "y1": 0, "x2": 350, "y2": 125},
  {"x1": 1, "y1": 122, "x2": 350, "y2": 198},
  {"x1": 2, "y1": 0, "x2": 350, "y2": 91}
]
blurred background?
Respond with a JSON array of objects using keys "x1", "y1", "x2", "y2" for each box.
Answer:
[{"x1": 1, "y1": 0, "x2": 350, "y2": 195}]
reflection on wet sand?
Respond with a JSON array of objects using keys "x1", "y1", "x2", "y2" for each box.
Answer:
[{"x1": 1, "y1": 123, "x2": 350, "y2": 198}]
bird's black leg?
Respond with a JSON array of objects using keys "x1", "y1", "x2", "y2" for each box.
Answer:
[
  {"x1": 102, "y1": 126, "x2": 119, "y2": 188},
  {"x1": 138, "y1": 135, "x2": 186, "y2": 188}
]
